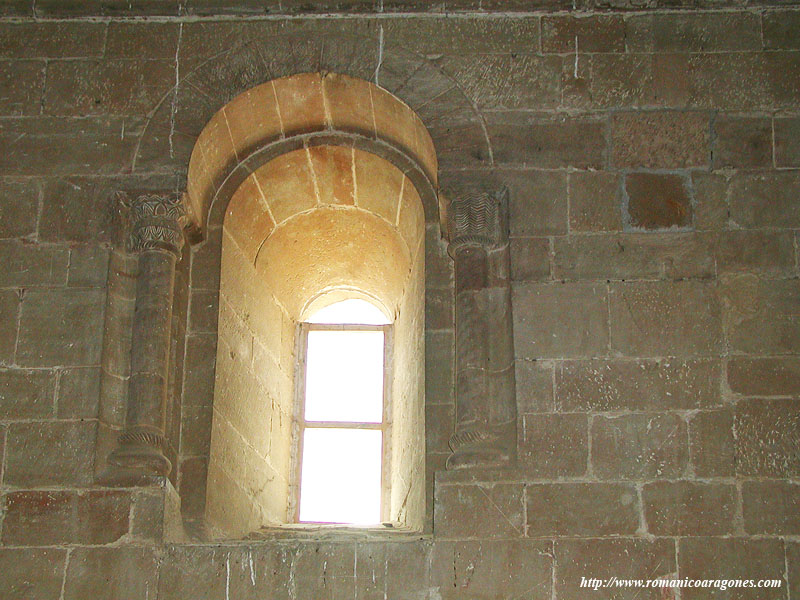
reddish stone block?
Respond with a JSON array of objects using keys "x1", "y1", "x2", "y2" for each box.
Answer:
[
  {"x1": 624, "y1": 173, "x2": 692, "y2": 230},
  {"x1": 1, "y1": 490, "x2": 131, "y2": 545}
]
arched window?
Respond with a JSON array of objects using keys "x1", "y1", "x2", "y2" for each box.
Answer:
[
  {"x1": 205, "y1": 145, "x2": 426, "y2": 537},
  {"x1": 178, "y1": 73, "x2": 439, "y2": 539}
]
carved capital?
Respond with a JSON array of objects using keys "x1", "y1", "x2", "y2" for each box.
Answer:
[
  {"x1": 446, "y1": 187, "x2": 509, "y2": 257},
  {"x1": 116, "y1": 192, "x2": 188, "y2": 256}
]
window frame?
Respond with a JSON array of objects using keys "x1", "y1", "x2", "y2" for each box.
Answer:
[{"x1": 289, "y1": 321, "x2": 394, "y2": 525}]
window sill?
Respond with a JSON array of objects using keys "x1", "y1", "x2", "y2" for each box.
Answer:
[{"x1": 244, "y1": 524, "x2": 427, "y2": 542}]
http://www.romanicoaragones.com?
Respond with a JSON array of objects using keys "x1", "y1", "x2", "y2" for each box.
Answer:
[{"x1": 580, "y1": 576, "x2": 782, "y2": 592}]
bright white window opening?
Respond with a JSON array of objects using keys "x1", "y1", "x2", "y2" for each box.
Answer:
[{"x1": 294, "y1": 299, "x2": 392, "y2": 525}]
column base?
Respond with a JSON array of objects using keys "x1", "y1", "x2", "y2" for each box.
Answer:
[
  {"x1": 105, "y1": 426, "x2": 172, "y2": 479},
  {"x1": 446, "y1": 425, "x2": 515, "y2": 470}
]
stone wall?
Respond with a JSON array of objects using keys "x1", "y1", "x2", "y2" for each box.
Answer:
[{"x1": 1, "y1": 4, "x2": 799, "y2": 599}]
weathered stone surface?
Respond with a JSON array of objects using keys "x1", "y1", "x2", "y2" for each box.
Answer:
[
  {"x1": 593, "y1": 413, "x2": 688, "y2": 480},
  {"x1": 508, "y1": 170, "x2": 568, "y2": 237},
  {"x1": 742, "y1": 480, "x2": 800, "y2": 535},
  {"x1": 610, "y1": 280, "x2": 722, "y2": 356},
  {"x1": 0, "y1": 21, "x2": 105, "y2": 58},
  {"x1": 431, "y1": 539, "x2": 552, "y2": 599},
  {"x1": 775, "y1": 116, "x2": 800, "y2": 167},
  {"x1": 763, "y1": 10, "x2": 800, "y2": 50},
  {"x1": 728, "y1": 171, "x2": 800, "y2": 228},
  {"x1": 487, "y1": 112, "x2": 606, "y2": 168},
  {"x1": 426, "y1": 404, "x2": 454, "y2": 454},
  {"x1": 519, "y1": 413, "x2": 587, "y2": 477},
  {"x1": 435, "y1": 483, "x2": 524, "y2": 538},
  {"x1": 735, "y1": 399, "x2": 800, "y2": 477},
  {"x1": 556, "y1": 358, "x2": 720, "y2": 411},
  {"x1": 713, "y1": 115, "x2": 772, "y2": 169},
  {"x1": 0, "y1": 59, "x2": 44, "y2": 116},
  {"x1": 68, "y1": 246, "x2": 110, "y2": 288},
  {"x1": 526, "y1": 483, "x2": 639, "y2": 536},
  {"x1": 611, "y1": 111, "x2": 710, "y2": 168},
  {"x1": 728, "y1": 356, "x2": 800, "y2": 397},
  {"x1": 724, "y1": 278, "x2": 800, "y2": 355},
  {"x1": 626, "y1": 13, "x2": 761, "y2": 52},
  {"x1": 0, "y1": 368, "x2": 54, "y2": 419},
  {"x1": 515, "y1": 359, "x2": 554, "y2": 413},
  {"x1": 789, "y1": 542, "x2": 800, "y2": 600},
  {"x1": 510, "y1": 237, "x2": 550, "y2": 281},
  {"x1": 679, "y1": 538, "x2": 786, "y2": 600},
  {"x1": 0, "y1": 548, "x2": 67, "y2": 600},
  {"x1": 0, "y1": 179, "x2": 38, "y2": 239},
  {"x1": 355, "y1": 541, "x2": 431, "y2": 599},
  {"x1": 426, "y1": 287, "x2": 453, "y2": 331},
  {"x1": 44, "y1": 59, "x2": 174, "y2": 117},
  {"x1": 385, "y1": 16, "x2": 541, "y2": 54},
  {"x1": 689, "y1": 409, "x2": 734, "y2": 478},
  {"x1": 556, "y1": 538, "x2": 676, "y2": 600},
  {"x1": 0, "y1": 116, "x2": 142, "y2": 176},
  {"x1": 514, "y1": 282, "x2": 609, "y2": 359},
  {"x1": 691, "y1": 172, "x2": 729, "y2": 230},
  {"x1": 105, "y1": 21, "x2": 180, "y2": 58},
  {"x1": 712, "y1": 230, "x2": 796, "y2": 277},
  {"x1": 64, "y1": 547, "x2": 159, "y2": 600},
  {"x1": 425, "y1": 330, "x2": 453, "y2": 406},
  {"x1": 440, "y1": 55, "x2": 561, "y2": 110},
  {"x1": 0, "y1": 240, "x2": 69, "y2": 287},
  {"x1": 0, "y1": 290, "x2": 20, "y2": 364},
  {"x1": 642, "y1": 481, "x2": 737, "y2": 535},
  {"x1": 624, "y1": 173, "x2": 692, "y2": 230},
  {"x1": 553, "y1": 233, "x2": 713, "y2": 280},
  {"x1": 39, "y1": 177, "x2": 120, "y2": 243},
  {"x1": 4, "y1": 420, "x2": 96, "y2": 486},
  {"x1": 541, "y1": 15, "x2": 625, "y2": 53},
  {"x1": 568, "y1": 171, "x2": 622, "y2": 232},
  {"x1": 16, "y1": 288, "x2": 105, "y2": 367},
  {"x1": 2, "y1": 490, "x2": 131, "y2": 545}
]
